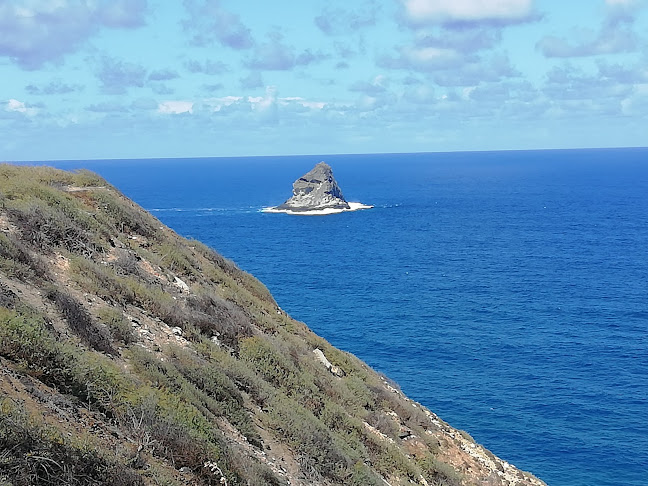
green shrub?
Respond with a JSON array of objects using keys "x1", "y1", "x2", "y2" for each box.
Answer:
[
  {"x1": 0, "y1": 399, "x2": 144, "y2": 486},
  {"x1": 7, "y1": 200, "x2": 101, "y2": 257},
  {"x1": 364, "y1": 433, "x2": 421, "y2": 483},
  {"x1": 73, "y1": 352, "x2": 133, "y2": 414},
  {"x1": 46, "y1": 288, "x2": 115, "y2": 354},
  {"x1": 202, "y1": 344, "x2": 274, "y2": 407},
  {"x1": 0, "y1": 233, "x2": 49, "y2": 281},
  {"x1": 186, "y1": 291, "x2": 254, "y2": 348},
  {"x1": 92, "y1": 191, "x2": 158, "y2": 238},
  {"x1": 417, "y1": 453, "x2": 463, "y2": 486},
  {"x1": 0, "y1": 308, "x2": 129, "y2": 413},
  {"x1": 347, "y1": 461, "x2": 385, "y2": 486},
  {"x1": 264, "y1": 395, "x2": 351, "y2": 481},
  {"x1": 0, "y1": 308, "x2": 77, "y2": 390},
  {"x1": 155, "y1": 241, "x2": 198, "y2": 276},
  {"x1": 97, "y1": 307, "x2": 137, "y2": 345},
  {"x1": 167, "y1": 346, "x2": 261, "y2": 447},
  {"x1": 239, "y1": 336, "x2": 304, "y2": 393}
]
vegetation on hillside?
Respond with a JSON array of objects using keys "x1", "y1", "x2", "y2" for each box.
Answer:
[{"x1": 0, "y1": 164, "x2": 543, "y2": 486}]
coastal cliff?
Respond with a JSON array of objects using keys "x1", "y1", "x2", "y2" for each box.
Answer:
[{"x1": 0, "y1": 164, "x2": 545, "y2": 486}]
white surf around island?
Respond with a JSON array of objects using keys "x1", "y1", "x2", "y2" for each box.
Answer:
[{"x1": 262, "y1": 202, "x2": 373, "y2": 216}]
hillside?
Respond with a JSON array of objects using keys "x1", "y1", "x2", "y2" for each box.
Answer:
[{"x1": 0, "y1": 164, "x2": 546, "y2": 486}]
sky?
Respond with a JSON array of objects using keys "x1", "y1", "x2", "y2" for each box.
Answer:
[{"x1": 1, "y1": 0, "x2": 647, "y2": 161}]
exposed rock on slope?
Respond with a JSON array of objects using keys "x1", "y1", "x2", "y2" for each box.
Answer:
[
  {"x1": 274, "y1": 162, "x2": 351, "y2": 212},
  {"x1": 0, "y1": 164, "x2": 546, "y2": 486}
]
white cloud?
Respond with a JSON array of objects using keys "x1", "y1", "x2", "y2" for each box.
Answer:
[
  {"x1": 279, "y1": 97, "x2": 327, "y2": 110},
  {"x1": 0, "y1": 0, "x2": 147, "y2": 69},
  {"x1": 379, "y1": 45, "x2": 461, "y2": 71},
  {"x1": 249, "y1": 87, "x2": 278, "y2": 122},
  {"x1": 5, "y1": 98, "x2": 37, "y2": 116},
  {"x1": 402, "y1": 0, "x2": 534, "y2": 24},
  {"x1": 621, "y1": 84, "x2": 648, "y2": 115},
  {"x1": 157, "y1": 100, "x2": 193, "y2": 114}
]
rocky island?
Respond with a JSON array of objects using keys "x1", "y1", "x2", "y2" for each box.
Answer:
[{"x1": 264, "y1": 161, "x2": 373, "y2": 215}]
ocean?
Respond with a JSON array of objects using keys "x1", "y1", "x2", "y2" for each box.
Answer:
[{"x1": 40, "y1": 148, "x2": 648, "y2": 486}]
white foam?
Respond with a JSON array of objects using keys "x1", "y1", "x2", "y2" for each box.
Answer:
[{"x1": 262, "y1": 201, "x2": 373, "y2": 216}]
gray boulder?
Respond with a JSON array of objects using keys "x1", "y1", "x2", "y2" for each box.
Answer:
[{"x1": 274, "y1": 162, "x2": 350, "y2": 212}]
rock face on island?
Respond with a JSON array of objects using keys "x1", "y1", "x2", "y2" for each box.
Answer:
[{"x1": 274, "y1": 161, "x2": 351, "y2": 212}]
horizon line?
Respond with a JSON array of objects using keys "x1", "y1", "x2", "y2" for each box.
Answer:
[{"x1": 4, "y1": 145, "x2": 647, "y2": 164}]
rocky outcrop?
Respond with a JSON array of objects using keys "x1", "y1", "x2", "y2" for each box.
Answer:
[{"x1": 274, "y1": 162, "x2": 350, "y2": 212}]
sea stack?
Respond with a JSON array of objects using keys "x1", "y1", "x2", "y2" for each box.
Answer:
[{"x1": 274, "y1": 162, "x2": 351, "y2": 212}]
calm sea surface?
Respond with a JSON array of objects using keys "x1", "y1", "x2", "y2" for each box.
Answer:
[{"x1": 42, "y1": 148, "x2": 648, "y2": 486}]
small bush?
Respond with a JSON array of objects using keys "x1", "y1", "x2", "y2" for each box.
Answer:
[
  {"x1": 0, "y1": 399, "x2": 143, "y2": 486},
  {"x1": 112, "y1": 251, "x2": 142, "y2": 277},
  {"x1": 0, "y1": 308, "x2": 77, "y2": 390},
  {"x1": 417, "y1": 453, "x2": 463, "y2": 486},
  {"x1": 264, "y1": 395, "x2": 351, "y2": 481},
  {"x1": 7, "y1": 202, "x2": 99, "y2": 257},
  {"x1": 186, "y1": 291, "x2": 254, "y2": 348},
  {"x1": 239, "y1": 336, "x2": 303, "y2": 393},
  {"x1": 46, "y1": 288, "x2": 115, "y2": 355},
  {"x1": 97, "y1": 307, "x2": 137, "y2": 345},
  {"x1": 92, "y1": 191, "x2": 158, "y2": 238},
  {"x1": 69, "y1": 257, "x2": 135, "y2": 305},
  {"x1": 364, "y1": 433, "x2": 421, "y2": 483},
  {"x1": 0, "y1": 233, "x2": 49, "y2": 281},
  {"x1": 168, "y1": 346, "x2": 261, "y2": 447},
  {"x1": 347, "y1": 461, "x2": 385, "y2": 486}
]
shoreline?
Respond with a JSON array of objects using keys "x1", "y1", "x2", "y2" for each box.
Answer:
[{"x1": 262, "y1": 201, "x2": 373, "y2": 215}]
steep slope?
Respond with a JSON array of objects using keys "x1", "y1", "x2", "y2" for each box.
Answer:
[{"x1": 0, "y1": 164, "x2": 546, "y2": 486}]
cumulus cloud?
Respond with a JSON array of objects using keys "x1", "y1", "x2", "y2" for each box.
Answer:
[
  {"x1": 349, "y1": 75, "x2": 389, "y2": 95},
  {"x1": 621, "y1": 84, "x2": 648, "y2": 116},
  {"x1": 202, "y1": 83, "x2": 224, "y2": 92},
  {"x1": 537, "y1": 1, "x2": 643, "y2": 57},
  {"x1": 158, "y1": 100, "x2": 194, "y2": 114},
  {"x1": 201, "y1": 96, "x2": 244, "y2": 114},
  {"x1": 151, "y1": 83, "x2": 174, "y2": 95},
  {"x1": 296, "y1": 49, "x2": 330, "y2": 66},
  {"x1": 432, "y1": 53, "x2": 519, "y2": 86},
  {"x1": 245, "y1": 32, "x2": 295, "y2": 70},
  {"x1": 240, "y1": 71, "x2": 264, "y2": 89},
  {"x1": 605, "y1": 0, "x2": 645, "y2": 21},
  {"x1": 279, "y1": 97, "x2": 327, "y2": 111},
  {"x1": 400, "y1": 0, "x2": 536, "y2": 26},
  {"x1": 543, "y1": 64, "x2": 632, "y2": 103},
  {"x1": 0, "y1": 0, "x2": 147, "y2": 69},
  {"x1": 249, "y1": 86, "x2": 278, "y2": 123},
  {"x1": 402, "y1": 84, "x2": 437, "y2": 104},
  {"x1": 378, "y1": 45, "x2": 464, "y2": 71},
  {"x1": 537, "y1": 26, "x2": 637, "y2": 57},
  {"x1": 414, "y1": 27, "x2": 502, "y2": 52},
  {"x1": 597, "y1": 60, "x2": 648, "y2": 83},
  {"x1": 5, "y1": 99, "x2": 37, "y2": 116},
  {"x1": 96, "y1": 0, "x2": 148, "y2": 28},
  {"x1": 25, "y1": 79, "x2": 83, "y2": 95},
  {"x1": 314, "y1": 2, "x2": 379, "y2": 35},
  {"x1": 97, "y1": 56, "x2": 147, "y2": 94},
  {"x1": 182, "y1": 0, "x2": 253, "y2": 49},
  {"x1": 148, "y1": 69, "x2": 179, "y2": 81},
  {"x1": 86, "y1": 102, "x2": 129, "y2": 113},
  {"x1": 184, "y1": 59, "x2": 228, "y2": 75}
]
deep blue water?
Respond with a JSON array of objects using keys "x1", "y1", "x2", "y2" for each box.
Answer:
[{"x1": 40, "y1": 148, "x2": 648, "y2": 486}]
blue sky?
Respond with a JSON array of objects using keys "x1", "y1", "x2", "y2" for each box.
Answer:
[{"x1": 1, "y1": 0, "x2": 647, "y2": 161}]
